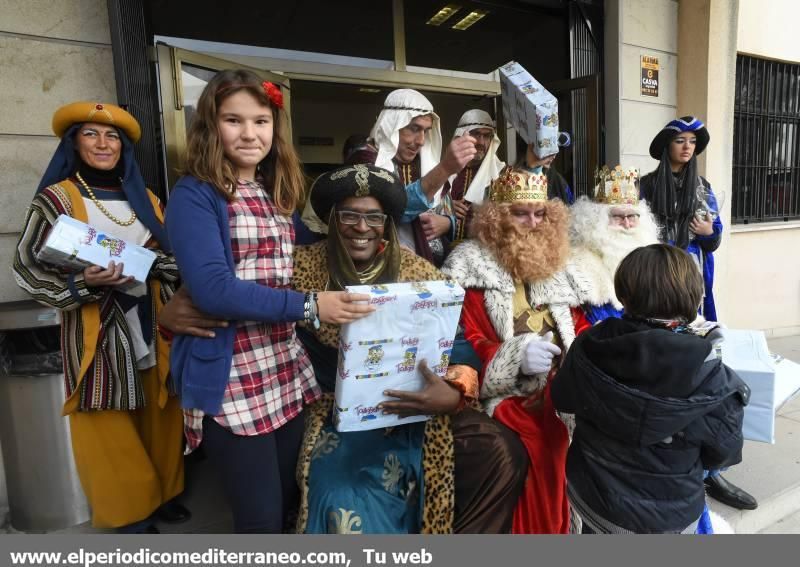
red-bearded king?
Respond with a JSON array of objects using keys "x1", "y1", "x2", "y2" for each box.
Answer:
[{"x1": 442, "y1": 166, "x2": 581, "y2": 534}]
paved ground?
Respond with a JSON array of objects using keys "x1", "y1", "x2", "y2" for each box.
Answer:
[{"x1": 3, "y1": 335, "x2": 800, "y2": 535}]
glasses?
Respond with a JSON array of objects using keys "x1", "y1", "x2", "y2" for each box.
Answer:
[
  {"x1": 337, "y1": 210, "x2": 387, "y2": 227},
  {"x1": 610, "y1": 213, "x2": 641, "y2": 223}
]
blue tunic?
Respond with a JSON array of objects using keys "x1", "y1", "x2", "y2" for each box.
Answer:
[{"x1": 304, "y1": 420, "x2": 426, "y2": 534}]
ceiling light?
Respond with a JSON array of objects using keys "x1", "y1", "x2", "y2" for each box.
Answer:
[
  {"x1": 358, "y1": 87, "x2": 381, "y2": 93},
  {"x1": 451, "y1": 9, "x2": 489, "y2": 30},
  {"x1": 426, "y1": 4, "x2": 461, "y2": 26}
]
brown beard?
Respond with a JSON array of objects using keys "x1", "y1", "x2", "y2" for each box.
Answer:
[{"x1": 470, "y1": 200, "x2": 570, "y2": 282}]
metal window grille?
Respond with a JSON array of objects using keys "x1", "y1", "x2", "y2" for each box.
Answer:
[
  {"x1": 732, "y1": 54, "x2": 800, "y2": 224},
  {"x1": 568, "y1": 1, "x2": 603, "y2": 198}
]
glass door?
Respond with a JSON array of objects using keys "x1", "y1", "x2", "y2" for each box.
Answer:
[{"x1": 155, "y1": 44, "x2": 291, "y2": 190}]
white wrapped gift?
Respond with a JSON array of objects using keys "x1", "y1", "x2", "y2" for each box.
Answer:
[
  {"x1": 774, "y1": 357, "x2": 800, "y2": 413},
  {"x1": 37, "y1": 214, "x2": 157, "y2": 297},
  {"x1": 333, "y1": 280, "x2": 465, "y2": 432},
  {"x1": 499, "y1": 61, "x2": 560, "y2": 158},
  {"x1": 719, "y1": 329, "x2": 776, "y2": 443}
]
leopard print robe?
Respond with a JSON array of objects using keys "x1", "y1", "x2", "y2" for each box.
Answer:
[{"x1": 292, "y1": 241, "x2": 456, "y2": 534}]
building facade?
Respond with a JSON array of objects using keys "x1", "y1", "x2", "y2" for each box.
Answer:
[{"x1": 0, "y1": 0, "x2": 798, "y2": 516}]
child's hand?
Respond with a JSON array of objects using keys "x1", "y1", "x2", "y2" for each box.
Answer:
[{"x1": 317, "y1": 291, "x2": 375, "y2": 324}]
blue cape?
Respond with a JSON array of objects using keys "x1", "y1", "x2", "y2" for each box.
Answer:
[{"x1": 37, "y1": 124, "x2": 171, "y2": 253}]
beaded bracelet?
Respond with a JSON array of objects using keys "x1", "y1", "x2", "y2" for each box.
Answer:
[{"x1": 304, "y1": 291, "x2": 321, "y2": 330}]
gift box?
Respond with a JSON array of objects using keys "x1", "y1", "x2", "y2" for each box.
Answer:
[
  {"x1": 719, "y1": 329, "x2": 776, "y2": 443},
  {"x1": 499, "y1": 61, "x2": 560, "y2": 158},
  {"x1": 774, "y1": 356, "x2": 800, "y2": 413},
  {"x1": 334, "y1": 280, "x2": 465, "y2": 432},
  {"x1": 36, "y1": 214, "x2": 157, "y2": 297}
]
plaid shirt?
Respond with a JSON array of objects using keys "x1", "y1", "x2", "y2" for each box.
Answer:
[{"x1": 185, "y1": 179, "x2": 320, "y2": 451}]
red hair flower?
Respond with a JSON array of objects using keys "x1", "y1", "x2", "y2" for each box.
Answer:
[{"x1": 262, "y1": 81, "x2": 284, "y2": 109}]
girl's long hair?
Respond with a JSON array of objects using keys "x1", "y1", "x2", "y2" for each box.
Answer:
[{"x1": 181, "y1": 68, "x2": 304, "y2": 214}]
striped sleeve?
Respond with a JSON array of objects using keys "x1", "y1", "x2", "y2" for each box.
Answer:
[
  {"x1": 13, "y1": 188, "x2": 106, "y2": 311},
  {"x1": 150, "y1": 249, "x2": 180, "y2": 285}
]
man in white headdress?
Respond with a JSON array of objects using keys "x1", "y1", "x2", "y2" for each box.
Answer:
[
  {"x1": 370, "y1": 89, "x2": 477, "y2": 266},
  {"x1": 566, "y1": 167, "x2": 660, "y2": 326},
  {"x1": 443, "y1": 109, "x2": 506, "y2": 243}
]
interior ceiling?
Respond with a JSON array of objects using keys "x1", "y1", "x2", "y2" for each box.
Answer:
[
  {"x1": 148, "y1": 0, "x2": 395, "y2": 60},
  {"x1": 148, "y1": 0, "x2": 576, "y2": 74},
  {"x1": 291, "y1": 79, "x2": 495, "y2": 108}
]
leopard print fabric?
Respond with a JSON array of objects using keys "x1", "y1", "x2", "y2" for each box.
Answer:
[
  {"x1": 292, "y1": 243, "x2": 455, "y2": 533},
  {"x1": 420, "y1": 413, "x2": 454, "y2": 533}
]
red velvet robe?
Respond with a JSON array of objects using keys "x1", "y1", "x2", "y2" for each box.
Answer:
[{"x1": 461, "y1": 288, "x2": 590, "y2": 533}]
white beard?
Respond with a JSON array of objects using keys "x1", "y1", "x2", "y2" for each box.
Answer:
[
  {"x1": 594, "y1": 226, "x2": 655, "y2": 278},
  {"x1": 568, "y1": 199, "x2": 661, "y2": 308}
]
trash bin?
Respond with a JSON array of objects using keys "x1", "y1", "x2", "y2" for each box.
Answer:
[{"x1": 0, "y1": 303, "x2": 90, "y2": 532}]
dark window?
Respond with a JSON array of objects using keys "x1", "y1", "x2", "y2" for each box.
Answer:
[
  {"x1": 732, "y1": 54, "x2": 800, "y2": 224},
  {"x1": 147, "y1": 0, "x2": 394, "y2": 62},
  {"x1": 403, "y1": 1, "x2": 569, "y2": 80}
]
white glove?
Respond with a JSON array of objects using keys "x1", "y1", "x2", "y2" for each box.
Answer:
[{"x1": 520, "y1": 332, "x2": 562, "y2": 375}]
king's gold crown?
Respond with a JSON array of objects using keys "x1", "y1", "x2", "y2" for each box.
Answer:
[
  {"x1": 489, "y1": 166, "x2": 548, "y2": 204},
  {"x1": 593, "y1": 165, "x2": 639, "y2": 206}
]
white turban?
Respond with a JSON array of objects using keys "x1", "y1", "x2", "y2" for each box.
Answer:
[
  {"x1": 370, "y1": 89, "x2": 443, "y2": 183},
  {"x1": 449, "y1": 109, "x2": 506, "y2": 205}
]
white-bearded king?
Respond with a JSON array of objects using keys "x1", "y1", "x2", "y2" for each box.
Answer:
[
  {"x1": 442, "y1": 166, "x2": 582, "y2": 534},
  {"x1": 567, "y1": 166, "x2": 660, "y2": 325}
]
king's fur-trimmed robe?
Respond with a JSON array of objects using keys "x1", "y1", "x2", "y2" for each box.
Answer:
[{"x1": 442, "y1": 239, "x2": 582, "y2": 534}]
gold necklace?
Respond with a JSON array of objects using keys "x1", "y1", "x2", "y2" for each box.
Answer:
[{"x1": 75, "y1": 172, "x2": 137, "y2": 227}]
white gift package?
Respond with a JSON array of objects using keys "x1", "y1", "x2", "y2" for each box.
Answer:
[
  {"x1": 773, "y1": 356, "x2": 800, "y2": 413},
  {"x1": 37, "y1": 214, "x2": 156, "y2": 296},
  {"x1": 333, "y1": 280, "x2": 465, "y2": 432},
  {"x1": 499, "y1": 61, "x2": 560, "y2": 158},
  {"x1": 719, "y1": 329, "x2": 776, "y2": 443}
]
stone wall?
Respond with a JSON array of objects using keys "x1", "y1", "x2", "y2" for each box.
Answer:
[{"x1": 0, "y1": 0, "x2": 117, "y2": 513}]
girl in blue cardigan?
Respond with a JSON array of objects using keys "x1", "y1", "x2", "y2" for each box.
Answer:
[{"x1": 165, "y1": 69, "x2": 373, "y2": 533}]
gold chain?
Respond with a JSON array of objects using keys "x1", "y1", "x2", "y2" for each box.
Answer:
[{"x1": 75, "y1": 172, "x2": 137, "y2": 227}]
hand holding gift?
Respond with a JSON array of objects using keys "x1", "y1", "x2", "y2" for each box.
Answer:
[
  {"x1": 380, "y1": 359, "x2": 462, "y2": 418},
  {"x1": 318, "y1": 291, "x2": 375, "y2": 324},
  {"x1": 83, "y1": 260, "x2": 134, "y2": 287}
]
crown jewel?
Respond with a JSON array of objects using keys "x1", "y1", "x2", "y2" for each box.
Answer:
[
  {"x1": 593, "y1": 165, "x2": 639, "y2": 205},
  {"x1": 489, "y1": 166, "x2": 548, "y2": 204}
]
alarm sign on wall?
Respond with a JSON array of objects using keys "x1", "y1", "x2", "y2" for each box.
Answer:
[{"x1": 641, "y1": 55, "x2": 659, "y2": 97}]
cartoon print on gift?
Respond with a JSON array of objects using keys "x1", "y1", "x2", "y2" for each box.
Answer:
[
  {"x1": 396, "y1": 347, "x2": 417, "y2": 373},
  {"x1": 411, "y1": 282, "x2": 433, "y2": 299},
  {"x1": 442, "y1": 280, "x2": 465, "y2": 304},
  {"x1": 543, "y1": 114, "x2": 559, "y2": 127},
  {"x1": 433, "y1": 349, "x2": 452, "y2": 376},
  {"x1": 521, "y1": 82, "x2": 540, "y2": 95},
  {"x1": 365, "y1": 345, "x2": 385, "y2": 372},
  {"x1": 96, "y1": 234, "x2": 126, "y2": 257},
  {"x1": 370, "y1": 284, "x2": 390, "y2": 295}
]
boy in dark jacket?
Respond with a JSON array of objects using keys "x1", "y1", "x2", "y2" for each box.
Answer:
[{"x1": 551, "y1": 244, "x2": 749, "y2": 534}]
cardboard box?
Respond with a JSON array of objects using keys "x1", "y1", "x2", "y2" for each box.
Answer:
[
  {"x1": 499, "y1": 61, "x2": 560, "y2": 158},
  {"x1": 334, "y1": 280, "x2": 465, "y2": 432},
  {"x1": 37, "y1": 214, "x2": 156, "y2": 297},
  {"x1": 719, "y1": 329, "x2": 776, "y2": 443}
]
